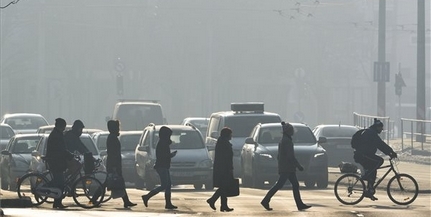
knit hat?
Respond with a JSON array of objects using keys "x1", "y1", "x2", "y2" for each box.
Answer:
[
  {"x1": 372, "y1": 118, "x2": 384, "y2": 127},
  {"x1": 72, "y1": 120, "x2": 85, "y2": 129}
]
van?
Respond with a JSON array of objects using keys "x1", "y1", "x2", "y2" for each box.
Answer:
[
  {"x1": 108, "y1": 100, "x2": 165, "y2": 131},
  {"x1": 205, "y1": 102, "x2": 282, "y2": 178}
]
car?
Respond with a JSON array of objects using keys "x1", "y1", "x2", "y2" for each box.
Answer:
[
  {"x1": 0, "y1": 134, "x2": 43, "y2": 190},
  {"x1": 37, "y1": 125, "x2": 102, "y2": 135},
  {"x1": 312, "y1": 124, "x2": 360, "y2": 167},
  {"x1": 107, "y1": 100, "x2": 166, "y2": 131},
  {"x1": 93, "y1": 130, "x2": 141, "y2": 185},
  {"x1": 135, "y1": 124, "x2": 213, "y2": 190},
  {"x1": 29, "y1": 133, "x2": 105, "y2": 173},
  {"x1": 205, "y1": 103, "x2": 282, "y2": 178},
  {"x1": 1, "y1": 113, "x2": 49, "y2": 134},
  {"x1": 181, "y1": 117, "x2": 209, "y2": 137},
  {"x1": 241, "y1": 122, "x2": 328, "y2": 189},
  {"x1": 0, "y1": 124, "x2": 15, "y2": 151}
]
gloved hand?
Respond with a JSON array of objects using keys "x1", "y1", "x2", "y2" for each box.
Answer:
[
  {"x1": 389, "y1": 152, "x2": 397, "y2": 159},
  {"x1": 297, "y1": 164, "x2": 304, "y2": 171}
]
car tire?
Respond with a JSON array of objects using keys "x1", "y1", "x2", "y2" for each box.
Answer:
[
  {"x1": 1, "y1": 173, "x2": 8, "y2": 190},
  {"x1": 145, "y1": 177, "x2": 156, "y2": 190},
  {"x1": 204, "y1": 181, "x2": 214, "y2": 190},
  {"x1": 304, "y1": 178, "x2": 316, "y2": 188},
  {"x1": 252, "y1": 165, "x2": 264, "y2": 189},
  {"x1": 316, "y1": 172, "x2": 328, "y2": 189},
  {"x1": 193, "y1": 183, "x2": 203, "y2": 190},
  {"x1": 134, "y1": 174, "x2": 145, "y2": 189}
]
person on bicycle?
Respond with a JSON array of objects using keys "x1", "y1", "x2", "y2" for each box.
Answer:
[
  {"x1": 353, "y1": 118, "x2": 397, "y2": 200},
  {"x1": 64, "y1": 120, "x2": 91, "y2": 176},
  {"x1": 45, "y1": 118, "x2": 73, "y2": 209}
]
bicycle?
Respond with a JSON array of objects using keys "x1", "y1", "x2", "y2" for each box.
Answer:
[
  {"x1": 16, "y1": 155, "x2": 107, "y2": 208},
  {"x1": 334, "y1": 157, "x2": 419, "y2": 205}
]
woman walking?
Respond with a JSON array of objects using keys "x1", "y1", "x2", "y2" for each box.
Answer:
[
  {"x1": 261, "y1": 122, "x2": 311, "y2": 211},
  {"x1": 206, "y1": 127, "x2": 234, "y2": 212},
  {"x1": 106, "y1": 120, "x2": 137, "y2": 208},
  {"x1": 141, "y1": 126, "x2": 178, "y2": 209}
]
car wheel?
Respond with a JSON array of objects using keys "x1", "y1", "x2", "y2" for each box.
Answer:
[
  {"x1": 193, "y1": 183, "x2": 203, "y2": 190},
  {"x1": 316, "y1": 173, "x2": 328, "y2": 189},
  {"x1": 204, "y1": 181, "x2": 214, "y2": 190},
  {"x1": 134, "y1": 174, "x2": 145, "y2": 189},
  {"x1": 1, "y1": 172, "x2": 8, "y2": 190},
  {"x1": 252, "y1": 165, "x2": 264, "y2": 189},
  {"x1": 304, "y1": 178, "x2": 316, "y2": 188}
]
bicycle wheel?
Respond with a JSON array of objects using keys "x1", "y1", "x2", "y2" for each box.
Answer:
[
  {"x1": 92, "y1": 171, "x2": 111, "y2": 203},
  {"x1": 387, "y1": 173, "x2": 419, "y2": 205},
  {"x1": 72, "y1": 176, "x2": 105, "y2": 209},
  {"x1": 334, "y1": 173, "x2": 366, "y2": 205},
  {"x1": 16, "y1": 173, "x2": 49, "y2": 206}
]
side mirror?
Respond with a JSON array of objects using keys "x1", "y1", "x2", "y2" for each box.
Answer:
[
  {"x1": 318, "y1": 137, "x2": 327, "y2": 144},
  {"x1": 99, "y1": 150, "x2": 107, "y2": 156},
  {"x1": 210, "y1": 131, "x2": 218, "y2": 138},
  {"x1": 245, "y1": 137, "x2": 255, "y2": 144},
  {"x1": 31, "y1": 151, "x2": 40, "y2": 157},
  {"x1": 1, "y1": 150, "x2": 10, "y2": 155}
]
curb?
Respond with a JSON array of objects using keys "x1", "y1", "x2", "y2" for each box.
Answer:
[{"x1": 0, "y1": 197, "x2": 33, "y2": 208}]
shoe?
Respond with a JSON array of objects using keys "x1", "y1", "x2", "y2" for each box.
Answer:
[
  {"x1": 260, "y1": 200, "x2": 273, "y2": 211},
  {"x1": 363, "y1": 191, "x2": 378, "y2": 201},
  {"x1": 142, "y1": 195, "x2": 149, "y2": 207},
  {"x1": 53, "y1": 204, "x2": 68, "y2": 209},
  {"x1": 297, "y1": 204, "x2": 311, "y2": 211},
  {"x1": 165, "y1": 204, "x2": 178, "y2": 210},
  {"x1": 206, "y1": 199, "x2": 216, "y2": 210},
  {"x1": 220, "y1": 207, "x2": 234, "y2": 212},
  {"x1": 124, "y1": 202, "x2": 137, "y2": 208}
]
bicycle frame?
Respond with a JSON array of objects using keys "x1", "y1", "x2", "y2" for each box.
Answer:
[{"x1": 371, "y1": 159, "x2": 398, "y2": 190}]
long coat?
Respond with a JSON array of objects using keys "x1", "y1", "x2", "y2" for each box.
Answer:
[
  {"x1": 45, "y1": 127, "x2": 73, "y2": 173},
  {"x1": 154, "y1": 138, "x2": 173, "y2": 169},
  {"x1": 106, "y1": 133, "x2": 122, "y2": 176},
  {"x1": 212, "y1": 137, "x2": 234, "y2": 187},
  {"x1": 278, "y1": 134, "x2": 301, "y2": 174}
]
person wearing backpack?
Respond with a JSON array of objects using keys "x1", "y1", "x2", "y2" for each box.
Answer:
[{"x1": 352, "y1": 118, "x2": 397, "y2": 201}]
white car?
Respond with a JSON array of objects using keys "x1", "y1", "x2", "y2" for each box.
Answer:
[
  {"x1": 1, "y1": 113, "x2": 49, "y2": 134},
  {"x1": 0, "y1": 124, "x2": 15, "y2": 151}
]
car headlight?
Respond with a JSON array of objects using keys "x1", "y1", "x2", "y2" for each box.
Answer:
[
  {"x1": 259, "y1": 153, "x2": 273, "y2": 159},
  {"x1": 198, "y1": 159, "x2": 213, "y2": 168},
  {"x1": 314, "y1": 153, "x2": 325, "y2": 158}
]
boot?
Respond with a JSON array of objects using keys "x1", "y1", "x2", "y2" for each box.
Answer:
[
  {"x1": 165, "y1": 194, "x2": 178, "y2": 210},
  {"x1": 53, "y1": 199, "x2": 68, "y2": 209},
  {"x1": 206, "y1": 198, "x2": 216, "y2": 210},
  {"x1": 220, "y1": 196, "x2": 233, "y2": 212},
  {"x1": 297, "y1": 204, "x2": 312, "y2": 211},
  {"x1": 260, "y1": 199, "x2": 272, "y2": 211},
  {"x1": 141, "y1": 190, "x2": 158, "y2": 207},
  {"x1": 122, "y1": 194, "x2": 137, "y2": 208}
]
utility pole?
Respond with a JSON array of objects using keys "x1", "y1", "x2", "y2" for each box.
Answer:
[
  {"x1": 416, "y1": 0, "x2": 426, "y2": 140},
  {"x1": 377, "y1": 0, "x2": 387, "y2": 117}
]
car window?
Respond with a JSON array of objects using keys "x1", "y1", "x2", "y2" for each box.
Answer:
[
  {"x1": 169, "y1": 130, "x2": 204, "y2": 149},
  {"x1": 81, "y1": 137, "x2": 99, "y2": 154},
  {"x1": 292, "y1": 126, "x2": 317, "y2": 145},
  {"x1": 96, "y1": 134, "x2": 108, "y2": 151},
  {"x1": 0, "y1": 126, "x2": 15, "y2": 139},
  {"x1": 6, "y1": 117, "x2": 48, "y2": 130},
  {"x1": 225, "y1": 115, "x2": 281, "y2": 137},
  {"x1": 12, "y1": 136, "x2": 41, "y2": 153},
  {"x1": 258, "y1": 128, "x2": 282, "y2": 146},
  {"x1": 119, "y1": 134, "x2": 140, "y2": 151},
  {"x1": 116, "y1": 104, "x2": 163, "y2": 131},
  {"x1": 321, "y1": 127, "x2": 358, "y2": 138},
  {"x1": 207, "y1": 117, "x2": 220, "y2": 138}
]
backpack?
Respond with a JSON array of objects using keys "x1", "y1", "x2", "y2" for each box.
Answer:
[{"x1": 351, "y1": 129, "x2": 366, "y2": 149}]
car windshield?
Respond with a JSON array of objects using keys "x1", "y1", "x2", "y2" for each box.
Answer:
[
  {"x1": 0, "y1": 126, "x2": 15, "y2": 139},
  {"x1": 6, "y1": 117, "x2": 48, "y2": 130},
  {"x1": 12, "y1": 136, "x2": 41, "y2": 153},
  {"x1": 259, "y1": 126, "x2": 316, "y2": 146},
  {"x1": 95, "y1": 134, "x2": 108, "y2": 151},
  {"x1": 119, "y1": 134, "x2": 140, "y2": 151},
  {"x1": 320, "y1": 127, "x2": 358, "y2": 138},
  {"x1": 225, "y1": 115, "x2": 281, "y2": 137},
  {"x1": 116, "y1": 104, "x2": 164, "y2": 131},
  {"x1": 293, "y1": 126, "x2": 317, "y2": 145},
  {"x1": 81, "y1": 137, "x2": 99, "y2": 154},
  {"x1": 188, "y1": 120, "x2": 208, "y2": 135},
  {"x1": 157, "y1": 130, "x2": 204, "y2": 149}
]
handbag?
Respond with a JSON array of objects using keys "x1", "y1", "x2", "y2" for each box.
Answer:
[
  {"x1": 225, "y1": 178, "x2": 240, "y2": 197},
  {"x1": 106, "y1": 172, "x2": 125, "y2": 191}
]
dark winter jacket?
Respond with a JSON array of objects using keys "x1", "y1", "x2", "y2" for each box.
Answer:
[
  {"x1": 212, "y1": 137, "x2": 234, "y2": 187},
  {"x1": 106, "y1": 133, "x2": 122, "y2": 175},
  {"x1": 45, "y1": 127, "x2": 73, "y2": 173},
  {"x1": 354, "y1": 126, "x2": 394, "y2": 156},
  {"x1": 278, "y1": 134, "x2": 301, "y2": 174},
  {"x1": 154, "y1": 138, "x2": 174, "y2": 169},
  {"x1": 64, "y1": 130, "x2": 90, "y2": 154}
]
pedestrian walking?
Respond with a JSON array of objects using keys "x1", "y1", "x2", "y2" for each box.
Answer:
[
  {"x1": 45, "y1": 118, "x2": 73, "y2": 209},
  {"x1": 206, "y1": 127, "x2": 234, "y2": 212},
  {"x1": 106, "y1": 120, "x2": 137, "y2": 208},
  {"x1": 141, "y1": 126, "x2": 178, "y2": 209},
  {"x1": 261, "y1": 121, "x2": 311, "y2": 211}
]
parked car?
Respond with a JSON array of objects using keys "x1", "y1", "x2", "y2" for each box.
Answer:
[
  {"x1": 241, "y1": 123, "x2": 328, "y2": 189},
  {"x1": 1, "y1": 113, "x2": 49, "y2": 134},
  {"x1": 0, "y1": 134, "x2": 43, "y2": 190},
  {"x1": 93, "y1": 130, "x2": 141, "y2": 185},
  {"x1": 0, "y1": 124, "x2": 15, "y2": 151},
  {"x1": 181, "y1": 117, "x2": 209, "y2": 137},
  {"x1": 312, "y1": 124, "x2": 360, "y2": 167},
  {"x1": 29, "y1": 133, "x2": 105, "y2": 173},
  {"x1": 36, "y1": 125, "x2": 102, "y2": 135},
  {"x1": 205, "y1": 103, "x2": 282, "y2": 178},
  {"x1": 135, "y1": 124, "x2": 213, "y2": 190}
]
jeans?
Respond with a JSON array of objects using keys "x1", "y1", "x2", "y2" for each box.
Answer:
[
  {"x1": 51, "y1": 172, "x2": 65, "y2": 205},
  {"x1": 262, "y1": 172, "x2": 304, "y2": 207},
  {"x1": 153, "y1": 168, "x2": 172, "y2": 196}
]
